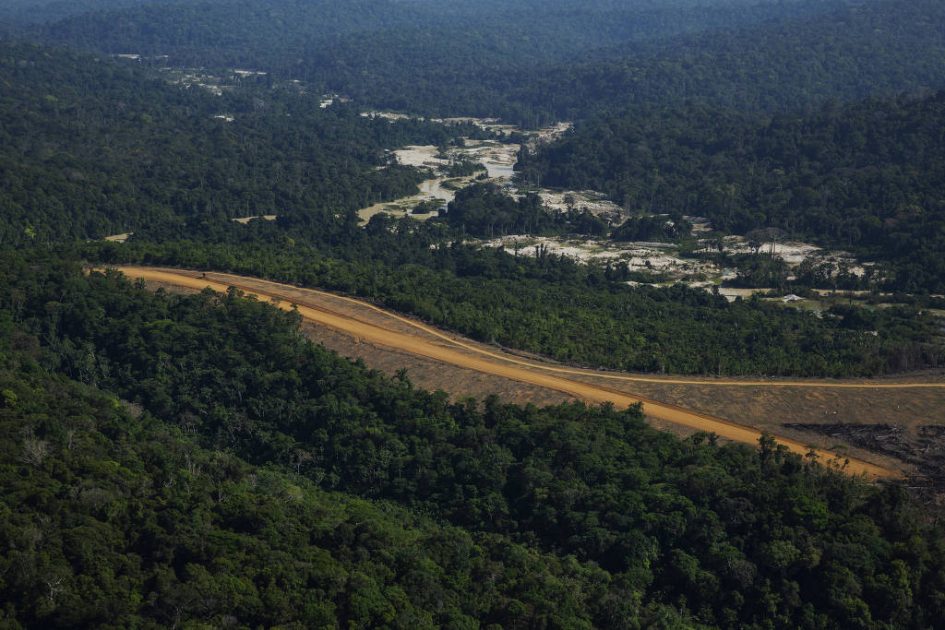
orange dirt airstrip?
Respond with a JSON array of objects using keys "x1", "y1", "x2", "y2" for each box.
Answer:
[{"x1": 114, "y1": 266, "x2": 945, "y2": 480}]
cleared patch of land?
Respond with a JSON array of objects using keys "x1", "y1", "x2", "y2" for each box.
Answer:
[
  {"x1": 357, "y1": 142, "x2": 519, "y2": 225},
  {"x1": 110, "y1": 265, "x2": 945, "y2": 479},
  {"x1": 232, "y1": 215, "x2": 277, "y2": 224},
  {"x1": 479, "y1": 233, "x2": 872, "y2": 302},
  {"x1": 355, "y1": 117, "x2": 571, "y2": 226}
]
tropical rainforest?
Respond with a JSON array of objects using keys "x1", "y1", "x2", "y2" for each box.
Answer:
[
  {"x1": 3, "y1": 255, "x2": 945, "y2": 628},
  {"x1": 86, "y1": 227, "x2": 945, "y2": 377},
  {"x1": 2, "y1": 0, "x2": 945, "y2": 627},
  {"x1": 522, "y1": 93, "x2": 945, "y2": 293}
]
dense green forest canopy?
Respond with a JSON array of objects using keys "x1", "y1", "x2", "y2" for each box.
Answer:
[
  {"x1": 2, "y1": 2, "x2": 945, "y2": 625},
  {"x1": 2, "y1": 253, "x2": 944, "y2": 628},
  {"x1": 15, "y1": 0, "x2": 945, "y2": 123},
  {"x1": 524, "y1": 91, "x2": 945, "y2": 292},
  {"x1": 84, "y1": 220, "x2": 945, "y2": 378},
  {"x1": 322, "y1": 0, "x2": 945, "y2": 120},
  {"x1": 3, "y1": 366, "x2": 639, "y2": 628},
  {"x1": 443, "y1": 183, "x2": 607, "y2": 238},
  {"x1": 0, "y1": 40, "x2": 484, "y2": 245},
  {"x1": 2, "y1": 37, "x2": 944, "y2": 378},
  {"x1": 0, "y1": 0, "x2": 151, "y2": 25},
  {"x1": 29, "y1": 0, "x2": 846, "y2": 66},
  {"x1": 0, "y1": 260, "x2": 682, "y2": 628},
  {"x1": 532, "y1": 0, "x2": 945, "y2": 115}
]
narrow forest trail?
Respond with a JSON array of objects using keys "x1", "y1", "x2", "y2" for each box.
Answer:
[{"x1": 115, "y1": 266, "x2": 930, "y2": 479}]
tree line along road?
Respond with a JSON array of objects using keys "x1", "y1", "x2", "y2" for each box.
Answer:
[{"x1": 112, "y1": 266, "x2": 938, "y2": 479}]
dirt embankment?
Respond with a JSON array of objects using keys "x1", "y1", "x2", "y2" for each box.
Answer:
[{"x1": 108, "y1": 266, "x2": 945, "y2": 480}]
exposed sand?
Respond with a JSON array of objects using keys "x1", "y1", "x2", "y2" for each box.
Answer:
[
  {"x1": 432, "y1": 117, "x2": 520, "y2": 135},
  {"x1": 357, "y1": 142, "x2": 520, "y2": 225},
  {"x1": 721, "y1": 236, "x2": 865, "y2": 275},
  {"x1": 232, "y1": 215, "x2": 277, "y2": 225},
  {"x1": 354, "y1": 116, "x2": 568, "y2": 226},
  {"x1": 481, "y1": 236, "x2": 715, "y2": 281},
  {"x1": 539, "y1": 190, "x2": 624, "y2": 220},
  {"x1": 483, "y1": 236, "x2": 625, "y2": 262},
  {"x1": 360, "y1": 111, "x2": 415, "y2": 122},
  {"x1": 528, "y1": 121, "x2": 573, "y2": 147},
  {"x1": 391, "y1": 145, "x2": 443, "y2": 169},
  {"x1": 477, "y1": 232, "x2": 875, "y2": 301},
  {"x1": 111, "y1": 265, "x2": 935, "y2": 479}
]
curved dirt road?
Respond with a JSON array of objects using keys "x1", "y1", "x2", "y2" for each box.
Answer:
[{"x1": 116, "y1": 266, "x2": 922, "y2": 479}]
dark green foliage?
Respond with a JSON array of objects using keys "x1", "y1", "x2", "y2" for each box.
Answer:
[
  {"x1": 1, "y1": 255, "x2": 944, "y2": 628},
  {"x1": 444, "y1": 158, "x2": 486, "y2": 178},
  {"x1": 85, "y1": 226, "x2": 945, "y2": 377},
  {"x1": 25, "y1": 0, "x2": 853, "y2": 119},
  {"x1": 794, "y1": 256, "x2": 867, "y2": 292},
  {"x1": 443, "y1": 183, "x2": 565, "y2": 237},
  {"x1": 729, "y1": 255, "x2": 791, "y2": 290},
  {"x1": 521, "y1": 0, "x2": 945, "y2": 118},
  {"x1": 34, "y1": 0, "x2": 833, "y2": 68},
  {"x1": 442, "y1": 183, "x2": 610, "y2": 238},
  {"x1": 0, "y1": 41, "x2": 479, "y2": 245},
  {"x1": 612, "y1": 214, "x2": 692, "y2": 243},
  {"x1": 0, "y1": 0, "x2": 152, "y2": 25},
  {"x1": 411, "y1": 199, "x2": 442, "y2": 216},
  {"x1": 1, "y1": 3, "x2": 944, "y2": 627},
  {"x1": 527, "y1": 92, "x2": 945, "y2": 292},
  {"x1": 27, "y1": 0, "x2": 945, "y2": 123},
  {"x1": 0, "y1": 336, "x2": 634, "y2": 629}
]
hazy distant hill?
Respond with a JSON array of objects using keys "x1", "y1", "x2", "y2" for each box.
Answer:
[
  {"x1": 23, "y1": 0, "x2": 855, "y2": 117},
  {"x1": 16, "y1": 0, "x2": 943, "y2": 122},
  {"x1": 31, "y1": 0, "x2": 844, "y2": 60},
  {"x1": 530, "y1": 0, "x2": 945, "y2": 114},
  {"x1": 0, "y1": 0, "x2": 153, "y2": 25}
]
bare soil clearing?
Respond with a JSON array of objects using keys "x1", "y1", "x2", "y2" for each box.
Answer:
[
  {"x1": 357, "y1": 142, "x2": 520, "y2": 225},
  {"x1": 110, "y1": 265, "x2": 939, "y2": 479},
  {"x1": 232, "y1": 215, "x2": 277, "y2": 224},
  {"x1": 355, "y1": 117, "x2": 571, "y2": 226},
  {"x1": 479, "y1": 233, "x2": 878, "y2": 302}
]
